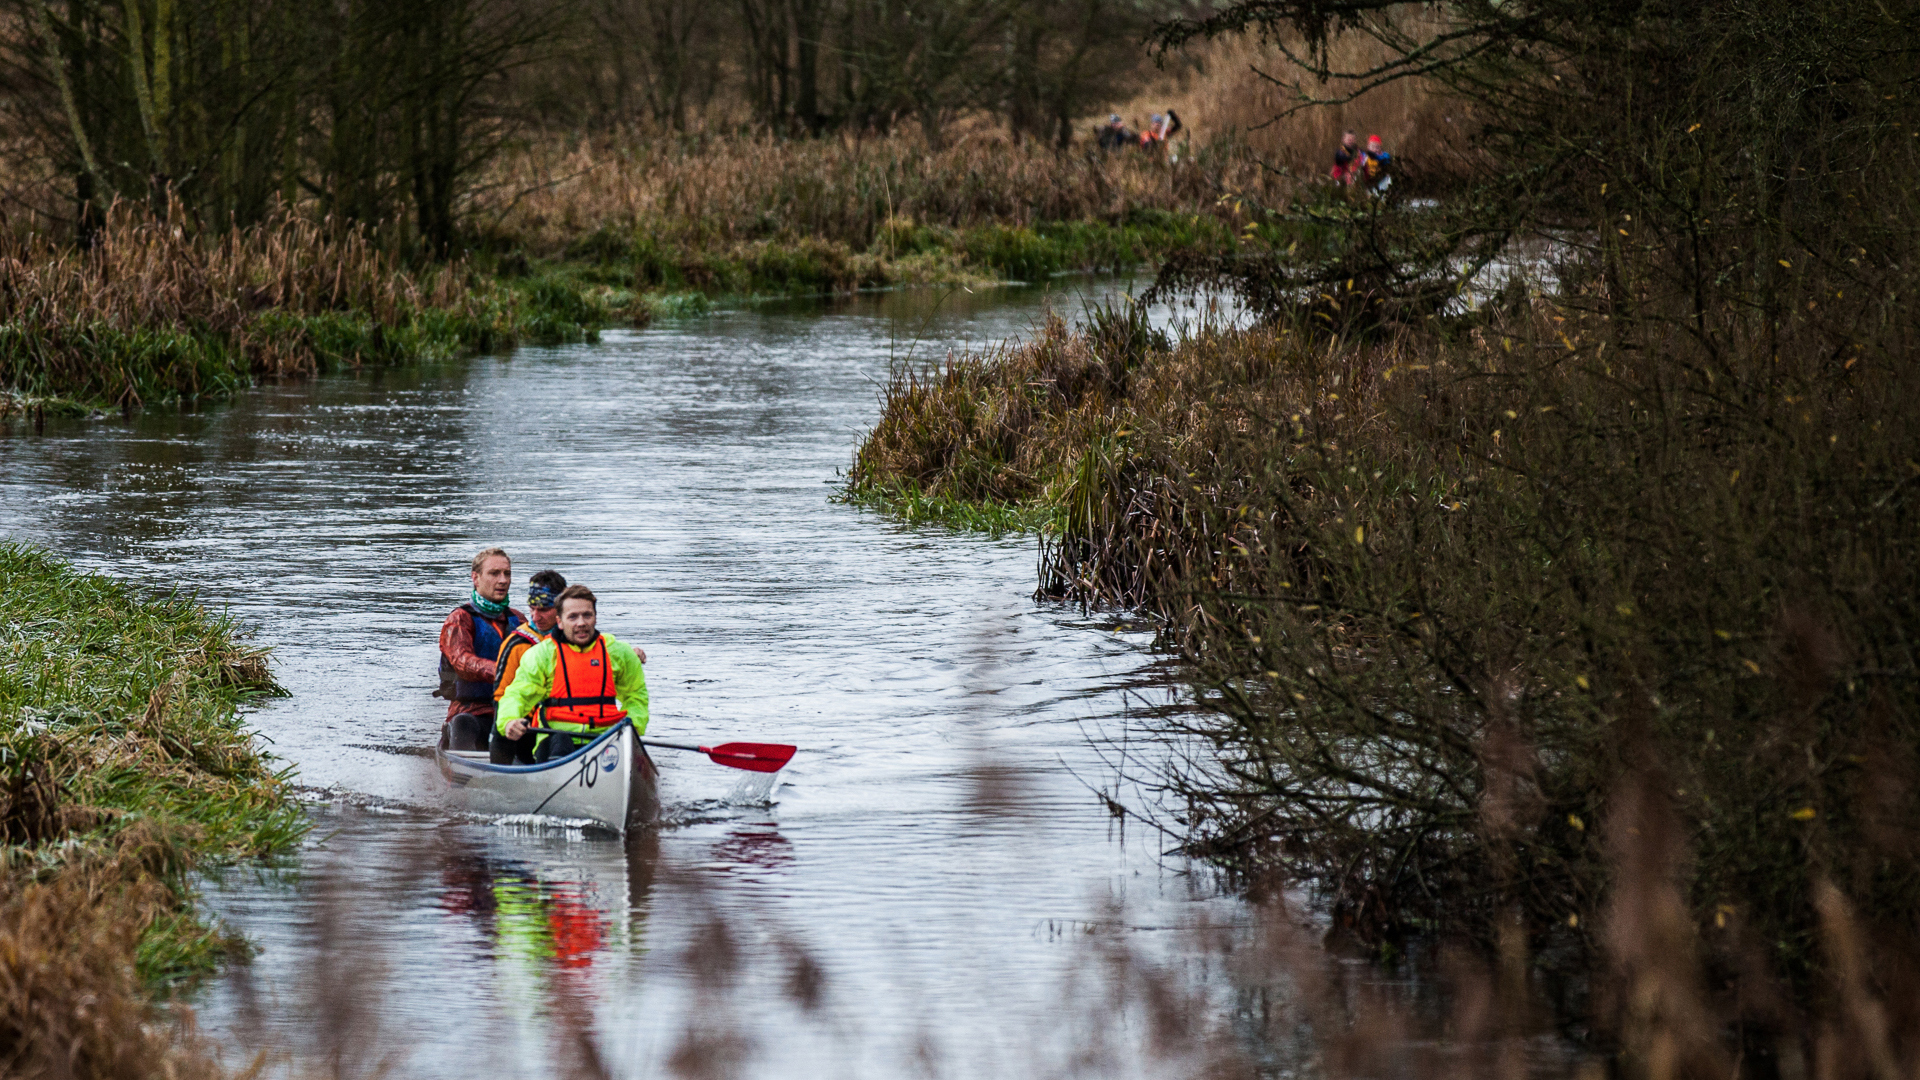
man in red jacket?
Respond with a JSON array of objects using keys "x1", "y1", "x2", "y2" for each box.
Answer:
[{"x1": 436, "y1": 547, "x2": 525, "y2": 750}]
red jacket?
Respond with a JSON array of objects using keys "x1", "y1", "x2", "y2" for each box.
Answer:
[{"x1": 439, "y1": 604, "x2": 526, "y2": 719}]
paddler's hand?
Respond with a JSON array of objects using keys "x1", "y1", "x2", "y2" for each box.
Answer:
[
  {"x1": 636, "y1": 647, "x2": 646, "y2": 663},
  {"x1": 504, "y1": 718, "x2": 529, "y2": 740}
]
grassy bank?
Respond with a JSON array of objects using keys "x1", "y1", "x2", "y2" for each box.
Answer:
[
  {"x1": 589, "y1": 210, "x2": 1238, "y2": 297},
  {"x1": 0, "y1": 113, "x2": 1375, "y2": 415},
  {"x1": 0, "y1": 142, "x2": 1260, "y2": 414},
  {"x1": 0, "y1": 542, "x2": 300, "y2": 1075}
]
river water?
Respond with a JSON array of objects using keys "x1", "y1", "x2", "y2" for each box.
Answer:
[{"x1": 0, "y1": 282, "x2": 1348, "y2": 1077}]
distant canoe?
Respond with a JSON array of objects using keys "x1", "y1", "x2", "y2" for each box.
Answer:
[{"x1": 436, "y1": 720, "x2": 658, "y2": 835}]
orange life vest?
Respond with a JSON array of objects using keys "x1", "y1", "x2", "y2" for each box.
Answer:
[
  {"x1": 538, "y1": 635, "x2": 626, "y2": 729},
  {"x1": 492, "y1": 622, "x2": 548, "y2": 701}
]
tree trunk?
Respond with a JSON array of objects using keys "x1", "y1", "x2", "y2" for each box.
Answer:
[
  {"x1": 791, "y1": 0, "x2": 822, "y2": 133},
  {"x1": 1007, "y1": 19, "x2": 1041, "y2": 143}
]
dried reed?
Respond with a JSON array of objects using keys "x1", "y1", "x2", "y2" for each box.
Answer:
[
  {"x1": 0, "y1": 201, "x2": 604, "y2": 410},
  {"x1": 478, "y1": 130, "x2": 1280, "y2": 262},
  {"x1": 0, "y1": 824, "x2": 230, "y2": 1080}
]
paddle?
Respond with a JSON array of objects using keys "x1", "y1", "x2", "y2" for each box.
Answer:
[{"x1": 642, "y1": 740, "x2": 796, "y2": 773}]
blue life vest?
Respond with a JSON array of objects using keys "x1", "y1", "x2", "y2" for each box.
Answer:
[{"x1": 441, "y1": 604, "x2": 525, "y2": 705}]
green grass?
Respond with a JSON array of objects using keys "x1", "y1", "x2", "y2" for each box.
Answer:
[
  {"x1": 568, "y1": 213, "x2": 1240, "y2": 302},
  {"x1": 0, "y1": 324, "x2": 253, "y2": 407},
  {"x1": 642, "y1": 291, "x2": 713, "y2": 319},
  {"x1": 836, "y1": 480, "x2": 1061, "y2": 535},
  {"x1": 256, "y1": 274, "x2": 613, "y2": 368},
  {"x1": 0, "y1": 391, "x2": 94, "y2": 418},
  {"x1": 0, "y1": 542, "x2": 303, "y2": 986}
]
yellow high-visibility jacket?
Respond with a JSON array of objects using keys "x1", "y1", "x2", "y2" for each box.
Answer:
[{"x1": 495, "y1": 632, "x2": 649, "y2": 737}]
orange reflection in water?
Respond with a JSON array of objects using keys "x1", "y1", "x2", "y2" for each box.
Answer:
[
  {"x1": 545, "y1": 887, "x2": 605, "y2": 970},
  {"x1": 436, "y1": 851, "x2": 612, "y2": 987}
]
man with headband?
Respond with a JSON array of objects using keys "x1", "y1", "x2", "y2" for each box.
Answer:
[
  {"x1": 487, "y1": 569, "x2": 566, "y2": 763},
  {"x1": 436, "y1": 548, "x2": 526, "y2": 752}
]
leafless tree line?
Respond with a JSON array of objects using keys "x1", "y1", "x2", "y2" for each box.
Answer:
[
  {"x1": 536, "y1": 0, "x2": 1183, "y2": 144},
  {"x1": 0, "y1": 0, "x2": 1190, "y2": 253}
]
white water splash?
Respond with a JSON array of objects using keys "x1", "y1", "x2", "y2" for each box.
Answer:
[
  {"x1": 487, "y1": 813, "x2": 609, "y2": 835},
  {"x1": 722, "y1": 770, "x2": 783, "y2": 806}
]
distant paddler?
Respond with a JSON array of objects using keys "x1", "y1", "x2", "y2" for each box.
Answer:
[
  {"x1": 496, "y1": 585, "x2": 649, "y2": 763},
  {"x1": 1359, "y1": 133, "x2": 1393, "y2": 195},
  {"x1": 437, "y1": 548, "x2": 526, "y2": 752}
]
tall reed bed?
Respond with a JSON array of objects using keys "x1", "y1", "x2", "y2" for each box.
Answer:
[
  {"x1": 480, "y1": 132, "x2": 1280, "y2": 268},
  {"x1": 0, "y1": 205, "x2": 610, "y2": 411},
  {"x1": 481, "y1": 27, "x2": 1470, "y2": 263}
]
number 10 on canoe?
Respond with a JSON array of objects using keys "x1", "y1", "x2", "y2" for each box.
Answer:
[{"x1": 641, "y1": 740, "x2": 796, "y2": 773}]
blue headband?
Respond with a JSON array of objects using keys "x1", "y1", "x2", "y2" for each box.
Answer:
[{"x1": 527, "y1": 585, "x2": 559, "y2": 608}]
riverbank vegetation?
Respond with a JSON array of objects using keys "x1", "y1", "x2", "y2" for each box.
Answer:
[
  {"x1": 0, "y1": 542, "x2": 300, "y2": 1076},
  {"x1": 0, "y1": 0, "x2": 1444, "y2": 410},
  {"x1": 479, "y1": 135, "x2": 1254, "y2": 294},
  {"x1": 848, "y1": 0, "x2": 1920, "y2": 1059},
  {"x1": 0, "y1": 204, "x2": 616, "y2": 413}
]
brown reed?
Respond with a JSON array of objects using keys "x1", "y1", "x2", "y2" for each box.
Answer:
[
  {"x1": 0, "y1": 201, "x2": 463, "y2": 336},
  {"x1": 476, "y1": 128, "x2": 1287, "y2": 259},
  {"x1": 0, "y1": 824, "x2": 230, "y2": 1080},
  {"x1": 0, "y1": 198, "x2": 598, "y2": 410}
]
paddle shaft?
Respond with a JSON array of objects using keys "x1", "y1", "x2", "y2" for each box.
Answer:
[
  {"x1": 433, "y1": 722, "x2": 788, "y2": 772},
  {"x1": 640, "y1": 739, "x2": 796, "y2": 773}
]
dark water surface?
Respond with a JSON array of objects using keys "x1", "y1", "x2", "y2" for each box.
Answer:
[{"x1": 0, "y1": 282, "x2": 1288, "y2": 1077}]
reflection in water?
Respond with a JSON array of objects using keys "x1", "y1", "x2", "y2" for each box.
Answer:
[
  {"x1": 434, "y1": 828, "x2": 674, "y2": 1015},
  {"x1": 438, "y1": 849, "x2": 503, "y2": 918},
  {"x1": 706, "y1": 824, "x2": 795, "y2": 879},
  {"x1": 439, "y1": 854, "x2": 614, "y2": 973}
]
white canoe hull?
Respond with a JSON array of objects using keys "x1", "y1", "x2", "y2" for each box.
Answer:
[{"x1": 435, "y1": 720, "x2": 659, "y2": 835}]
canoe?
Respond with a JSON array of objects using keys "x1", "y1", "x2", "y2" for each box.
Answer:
[{"x1": 435, "y1": 719, "x2": 659, "y2": 835}]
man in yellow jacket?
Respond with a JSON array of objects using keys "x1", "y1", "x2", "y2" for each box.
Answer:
[{"x1": 495, "y1": 584, "x2": 649, "y2": 764}]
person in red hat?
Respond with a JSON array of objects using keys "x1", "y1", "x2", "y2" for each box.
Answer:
[{"x1": 1359, "y1": 134, "x2": 1393, "y2": 194}]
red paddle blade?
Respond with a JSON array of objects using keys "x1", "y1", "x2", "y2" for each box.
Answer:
[{"x1": 701, "y1": 742, "x2": 796, "y2": 773}]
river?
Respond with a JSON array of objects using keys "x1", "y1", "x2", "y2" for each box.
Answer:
[{"x1": 1, "y1": 281, "x2": 1383, "y2": 1078}]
